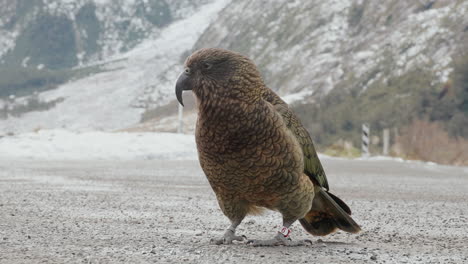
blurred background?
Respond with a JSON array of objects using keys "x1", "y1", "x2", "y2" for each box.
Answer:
[{"x1": 0, "y1": 0, "x2": 467, "y2": 165}]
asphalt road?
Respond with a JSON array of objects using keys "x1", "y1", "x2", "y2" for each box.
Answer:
[{"x1": 0, "y1": 158, "x2": 467, "y2": 263}]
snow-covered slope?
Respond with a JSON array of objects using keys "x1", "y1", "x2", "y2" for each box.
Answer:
[
  {"x1": 0, "y1": 0, "x2": 229, "y2": 134},
  {"x1": 0, "y1": 130, "x2": 197, "y2": 160},
  {"x1": 0, "y1": 128, "x2": 456, "y2": 166}
]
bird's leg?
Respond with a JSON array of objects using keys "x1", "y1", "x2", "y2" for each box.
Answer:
[
  {"x1": 247, "y1": 219, "x2": 312, "y2": 247},
  {"x1": 211, "y1": 220, "x2": 246, "y2": 245}
]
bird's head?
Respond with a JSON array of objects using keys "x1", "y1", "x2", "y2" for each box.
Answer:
[{"x1": 175, "y1": 48, "x2": 263, "y2": 106}]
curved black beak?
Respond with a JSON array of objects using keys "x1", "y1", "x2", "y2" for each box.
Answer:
[{"x1": 175, "y1": 71, "x2": 192, "y2": 106}]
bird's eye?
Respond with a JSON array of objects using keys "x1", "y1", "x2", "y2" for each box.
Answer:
[
  {"x1": 184, "y1": 67, "x2": 191, "y2": 74},
  {"x1": 203, "y1": 63, "x2": 212, "y2": 70}
]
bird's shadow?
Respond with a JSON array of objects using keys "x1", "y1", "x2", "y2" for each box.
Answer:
[
  {"x1": 316, "y1": 240, "x2": 360, "y2": 246},
  {"x1": 203, "y1": 239, "x2": 360, "y2": 248}
]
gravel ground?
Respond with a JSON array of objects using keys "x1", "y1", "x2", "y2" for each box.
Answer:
[{"x1": 0, "y1": 158, "x2": 467, "y2": 263}]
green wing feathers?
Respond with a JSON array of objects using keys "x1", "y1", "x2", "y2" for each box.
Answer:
[{"x1": 262, "y1": 88, "x2": 330, "y2": 190}]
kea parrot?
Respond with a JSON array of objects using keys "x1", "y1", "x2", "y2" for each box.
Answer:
[{"x1": 175, "y1": 48, "x2": 361, "y2": 246}]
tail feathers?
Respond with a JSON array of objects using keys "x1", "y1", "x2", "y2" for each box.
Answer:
[
  {"x1": 327, "y1": 191, "x2": 351, "y2": 215},
  {"x1": 299, "y1": 187, "x2": 361, "y2": 236}
]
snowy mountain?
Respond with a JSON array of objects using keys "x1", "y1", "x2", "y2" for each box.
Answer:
[
  {"x1": 0, "y1": 0, "x2": 228, "y2": 133},
  {"x1": 195, "y1": 0, "x2": 468, "y2": 100},
  {"x1": 0, "y1": 0, "x2": 467, "y2": 136},
  {"x1": 0, "y1": 0, "x2": 211, "y2": 68}
]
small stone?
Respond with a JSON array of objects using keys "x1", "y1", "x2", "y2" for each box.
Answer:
[
  {"x1": 371, "y1": 255, "x2": 377, "y2": 261},
  {"x1": 246, "y1": 219, "x2": 256, "y2": 225}
]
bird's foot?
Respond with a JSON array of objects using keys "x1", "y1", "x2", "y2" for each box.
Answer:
[
  {"x1": 210, "y1": 229, "x2": 246, "y2": 245},
  {"x1": 247, "y1": 233, "x2": 312, "y2": 247}
]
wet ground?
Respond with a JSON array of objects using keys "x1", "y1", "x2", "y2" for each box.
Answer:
[{"x1": 1, "y1": 158, "x2": 467, "y2": 263}]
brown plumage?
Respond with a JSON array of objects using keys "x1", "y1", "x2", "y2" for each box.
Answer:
[{"x1": 175, "y1": 48, "x2": 360, "y2": 246}]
